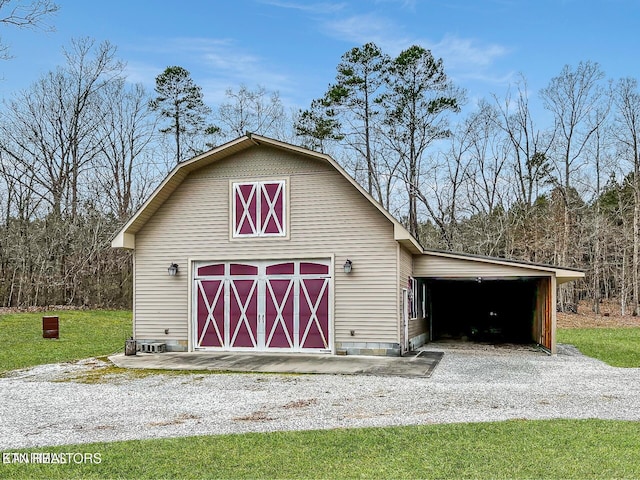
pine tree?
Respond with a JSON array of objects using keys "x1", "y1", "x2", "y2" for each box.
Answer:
[{"x1": 150, "y1": 66, "x2": 210, "y2": 163}]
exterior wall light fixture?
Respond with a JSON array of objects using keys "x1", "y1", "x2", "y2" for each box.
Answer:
[
  {"x1": 343, "y1": 259, "x2": 353, "y2": 274},
  {"x1": 168, "y1": 263, "x2": 179, "y2": 276}
]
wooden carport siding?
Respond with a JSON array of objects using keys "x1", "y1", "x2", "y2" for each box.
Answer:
[{"x1": 536, "y1": 277, "x2": 553, "y2": 351}]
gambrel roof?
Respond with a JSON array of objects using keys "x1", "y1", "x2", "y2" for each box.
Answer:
[{"x1": 112, "y1": 133, "x2": 422, "y2": 253}]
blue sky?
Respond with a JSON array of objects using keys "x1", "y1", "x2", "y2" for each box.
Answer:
[{"x1": 0, "y1": 0, "x2": 638, "y2": 112}]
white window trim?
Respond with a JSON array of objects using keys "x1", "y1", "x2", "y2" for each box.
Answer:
[
  {"x1": 409, "y1": 276, "x2": 419, "y2": 320},
  {"x1": 232, "y1": 179, "x2": 287, "y2": 238}
]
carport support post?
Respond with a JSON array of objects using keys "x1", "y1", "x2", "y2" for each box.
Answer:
[{"x1": 551, "y1": 275, "x2": 557, "y2": 354}]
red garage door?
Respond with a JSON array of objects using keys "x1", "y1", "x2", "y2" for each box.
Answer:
[{"x1": 194, "y1": 260, "x2": 331, "y2": 352}]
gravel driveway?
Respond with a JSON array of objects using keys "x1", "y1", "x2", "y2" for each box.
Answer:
[{"x1": 2, "y1": 344, "x2": 639, "y2": 450}]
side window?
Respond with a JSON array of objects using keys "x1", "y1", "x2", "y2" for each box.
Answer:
[
  {"x1": 408, "y1": 276, "x2": 420, "y2": 319},
  {"x1": 233, "y1": 180, "x2": 286, "y2": 238}
]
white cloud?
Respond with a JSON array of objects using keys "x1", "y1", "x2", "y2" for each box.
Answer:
[
  {"x1": 373, "y1": 0, "x2": 417, "y2": 10},
  {"x1": 424, "y1": 35, "x2": 513, "y2": 89},
  {"x1": 258, "y1": 0, "x2": 346, "y2": 14},
  {"x1": 429, "y1": 35, "x2": 510, "y2": 69},
  {"x1": 322, "y1": 10, "x2": 509, "y2": 64},
  {"x1": 121, "y1": 37, "x2": 295, "y2": 106},
  {"x1": 123, "y1": 61, "x2": 161, "y2": 88},
  {"x1": 322, "y1": 13, "x2": 411, "y2": 54},
  {"x1": 451, "y1": 70, "x2": 518, "y2": 93},
  {"x1": 322, "y1": 12, "x2": 511, "y2": 87}
]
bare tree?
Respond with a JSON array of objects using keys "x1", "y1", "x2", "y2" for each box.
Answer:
[
  {"x1": 0, "y1": 0, "x2": 58, "y2": 60},
  {"x1": 495, "y1": 75, "x2": 552, "y2": 210},
  {"x1": 584, "y1": 112, "x2": 615, "y2": 313},
  {"x1": 215, "y1": 84, "x2": 288, "y2": 141},
  {"x1": 0, "y1": 38, "x2": 123, "y2": 219},
  {"x1": 540, "y1": 61, "x2": 610, "y2": 310},
  {"x1": 418, "y1": 111, "x2": 476, "y2": 250},
  {"x1": 96, "y1": 79, "x2": 157, "y2": 219},
  {"x1": 464, "y1": 102, "x2": 511, "y2": 256},
  {"x1": 0, "y1": 37, "x2": 125, "y2": 304},
  {"x1": 613, "y1": 77, "x2": 640, "y2": 314}
]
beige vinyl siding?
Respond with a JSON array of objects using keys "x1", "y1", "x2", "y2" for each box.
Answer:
[
  {"x1": 399, "y1": 246, "x2": 413, "y2": 291},
  {"x1": 414, "y1": 255, "x2": 551, "y2": 278},
  {"x1": 409, "y1": 316, "x2": 428, "y2": 342},
  {"x1": 134, "y1": 145, "x2": 399, "y2": 345}
]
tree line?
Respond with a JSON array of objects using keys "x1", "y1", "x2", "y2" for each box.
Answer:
[{"x1": 0, "y1": 33, "x2": 639, "y2": 314}]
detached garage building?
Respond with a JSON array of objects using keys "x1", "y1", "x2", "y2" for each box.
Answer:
[{"x1": 112, "y1": 134, "x2": 583, "y2": 356}]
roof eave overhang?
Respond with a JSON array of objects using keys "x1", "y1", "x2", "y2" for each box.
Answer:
[
  {"x1": 394, "y1": 224, "x2": 423, "y2": 254},
  {"x1": 421, "y1": 249, "x2": 585, "y2": 281},
  {"x1": 111, "y1": 231, "x2": 135, "y2": 249},
  {"x1": 556, "y1": 271, "x2": 586, "y2": 284}
]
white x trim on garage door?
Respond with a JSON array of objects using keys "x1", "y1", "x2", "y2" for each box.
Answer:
[{"x1": 194, "y1": 259, "x2": 332, "y2": 353}]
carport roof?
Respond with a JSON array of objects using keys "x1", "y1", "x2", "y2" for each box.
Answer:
[{"x1": 420, "y1": 249, "x2": 585, "y2": 284}]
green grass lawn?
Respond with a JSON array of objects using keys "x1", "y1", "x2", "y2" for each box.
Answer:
[
  {"x1": 558, "y1": 327, "x2": 640, "y2": 367},
  {"x1": 1, "y1": 419, "x2": 639, "y2": 479},
  {"x1": 0, "y1": 310, "x2": 131, "y2": 374}
]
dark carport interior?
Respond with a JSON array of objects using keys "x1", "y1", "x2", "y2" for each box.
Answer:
[{"x1": 426, "y1": 277, "x2": 542, "y2": 345}]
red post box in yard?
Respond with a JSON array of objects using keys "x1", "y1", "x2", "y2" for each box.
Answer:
[{"x1": 42, "y1": 316, "x2": 59, "y2": 339}]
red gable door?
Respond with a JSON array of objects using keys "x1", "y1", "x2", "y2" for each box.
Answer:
[
  {"x1": 233, "y1": 183, "x2": 258, "y2": 237},
  {"x1": 260, "y1": 182, "x2": 285, "y2": 236},
  {"x1": 233, "y1": 181, "x2": 285, "y2": 237}
]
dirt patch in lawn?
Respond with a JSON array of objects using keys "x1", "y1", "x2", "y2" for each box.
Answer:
[{"x1": 558, "y1": 300, "x2": 640, "y2": 328}]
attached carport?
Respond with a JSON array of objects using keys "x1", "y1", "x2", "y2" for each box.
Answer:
[
  {"x1": 426, "y1": 277, "x2": 549, "y2": 346},
  {"x1": 413, "y1": 251, "x2": 584, "y2": 353}
]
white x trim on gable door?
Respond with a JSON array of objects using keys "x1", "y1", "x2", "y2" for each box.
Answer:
[
  {"x1": 194, "y1": 260, "x2": 331, "y2": 352},
  {"x1": 232, "y1": 180, "x2": 286, "y2": 238}
]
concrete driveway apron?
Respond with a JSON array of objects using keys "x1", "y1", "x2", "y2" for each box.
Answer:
[{"x1": 109, "y1": 350, "x2": 443, "y2": 377}]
